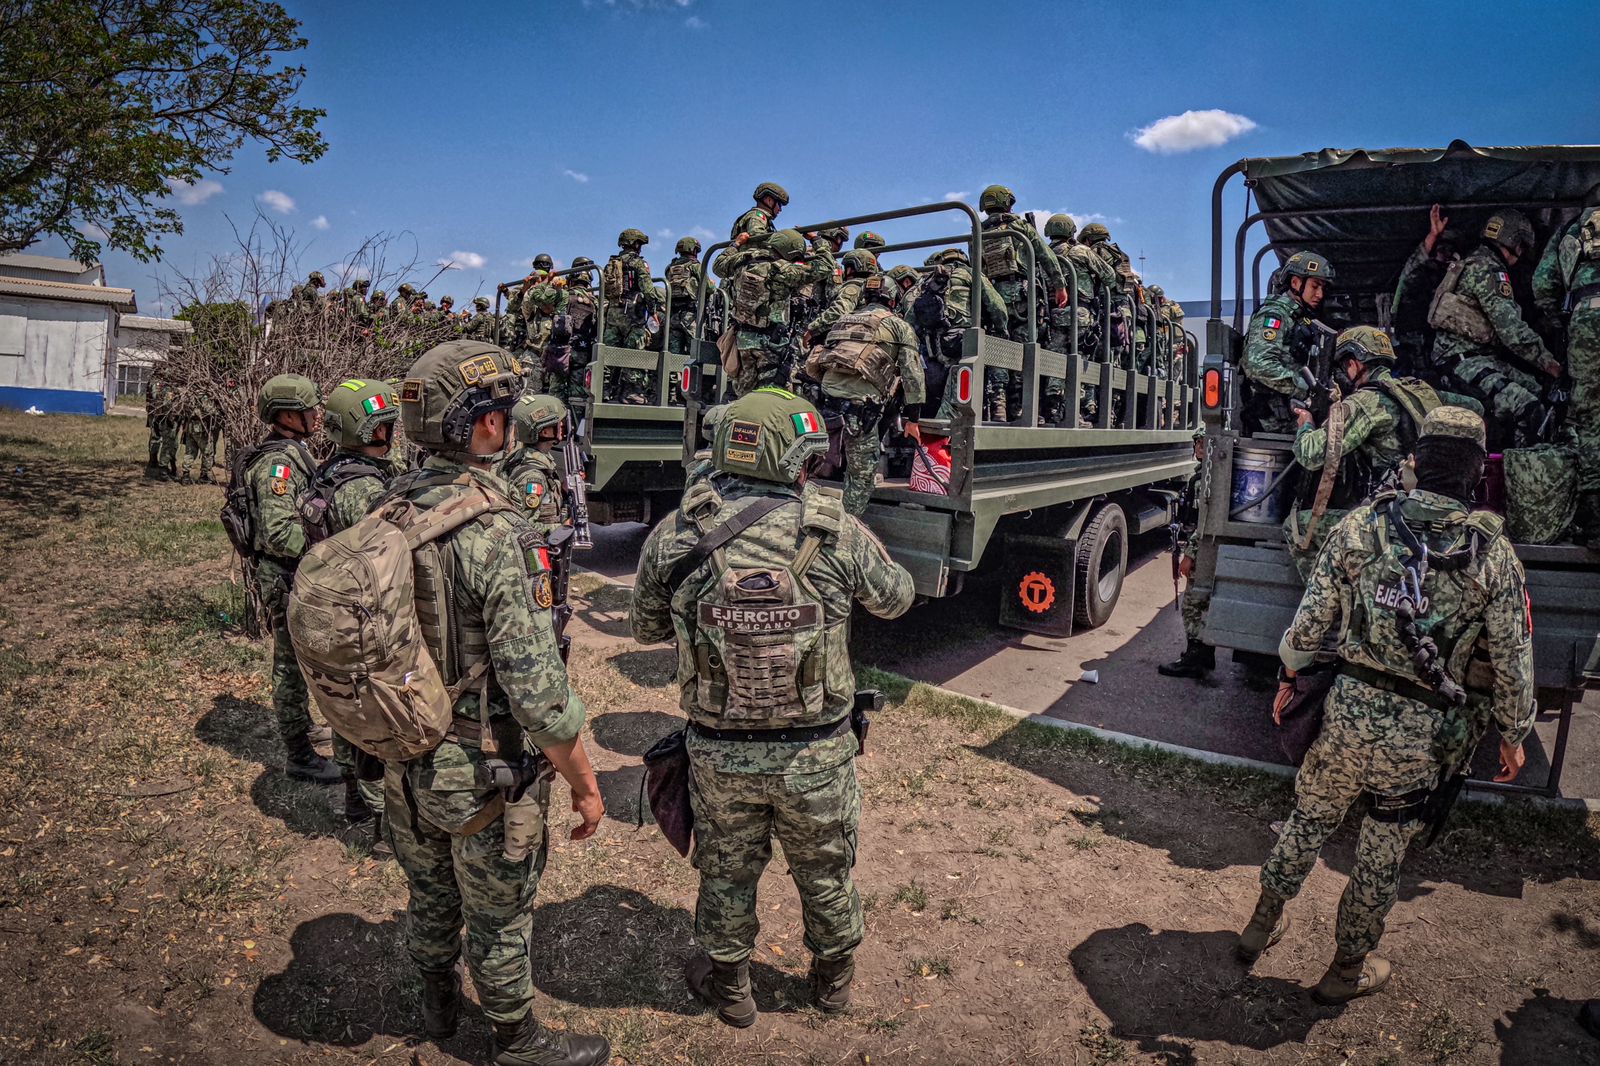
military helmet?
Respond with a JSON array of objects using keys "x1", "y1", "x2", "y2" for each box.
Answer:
[
  {"x1": 819, "y1": 225, "x2": 849, "y2": 244},
  {"x1": 324, "y1": 378, "x2": 400, "y2": 448},
  {"x1": 1419, "y1": 405, "x2": 1486, "y2": 450},
  {"x1": 862, "y1": 274, "x2": 894, "y2": 307},
  {"x1": 571, "y1": 256, "x2": 596, "y2": 270},
  {"x1": 511, "y1": 392, "x2": 568, "y2": 444},
  {"x1": 398, "y1": 283, "x2": 417, "y2": 297},
  {"x1": 675, "y1": 236, "x2": 702, "y2": 255},
  {"x1": 979, "y1": 185, "x2": 1016, "y2": 213},
  {"x1": 353, "y1": 278, "x2": 370, "y2": 291},
  {"x1": 618, "y1": 228, "x2": 649, "y2": 248},
  {"x1": 1282, "y1": 250, "x2": 1335, "y2": 282},
  {"x1": 840, "y1": 249, "x2": 879, "y2": 277},
  {"x1": 257, "y1": 373, "x2": 323, "y2": 423},
  {"x1": 854, "y1": 231, "x2": 886, "y2": 251},
  {"x1": 473, "y1": 296, "x2": 491, "y2": 310},
  {"x1": 1333, "y1": 325, "x2": 1396, "y2": 366},
  {"x1": 371, "y1": 289, "x2": 387, "y2": 302},
  {"x1": 886, "y1": 264, "x2": 920, "y2": 290},
  {"x1": 768, "y1": 228, "x2": 806, "y2": 259},
  {"x1": 1080, "y1": 222, "x2": 1110, "y2": 243},
  {"x1": 398, "y1": 340, "x2": 524, "y2": 452},
  {"x1": 308, "y1": 270, "x2": 326, "y2": 285},
  {"x1": 712, "y1": 387, "x2": 829, "y2": 485},
  {"x1": 753, "y1": 181, "x2": 790, "y2": 206},
  {"x1": 1481, "y1": 209, "x2": 1535, "y2": 253},
  {"x1": 440, "y1": 295, "x2": 454, "y2": 306},
  {"x1": 935, "y1": 247, "x2": 970, "y2": 265},
  {"x1": 1044, "y1": 213, "x2": 1078, "y2": 240},
  {"x1": 533, "y1": 254, "x2": 554, "y2": 270}
]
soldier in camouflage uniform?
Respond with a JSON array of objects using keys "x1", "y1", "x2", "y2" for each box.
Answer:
[
  {"x1": 630, "y1": 387, "x2": 915, "y2": 1026},
  {"x1": 853, "y1": 231, "x2": 885, "y2": 253},
  {"x1": 315, "y1": 379, "x2": 406, "y2": 849},
  {"x1": 1238, "y1": 406, "x2": 1534, "y2": 1005},
  {"x1": 902, "y1": 248, "x2": 1007, "y2": 419},
  {"x1": 502, "y1": 393, "x2": 570, "y2": 538},
  {"x1": 1157, "y1": 431, "x2": 1213, "y2": 679},
  {"x1": 388, "y1": 341, "x2": 609, "y2": 1066},
  {"x1": 976, "y1": 185, "x2": 1068, "y2": 422},
  {"x1": 291, "y1": 270, "x2": 327, "y2": 310},
  {"x1": 179, "y1": 388, "x2": 221, "y2": 483},
  {"x1": 716, "y1": 228, "x2": 833, "y2": 396},
  {"x1": 803, "y1": 248, "x2": 879, "y2": 346},
  {"x1": 1433, "y1": 211, "x2": 1564, "y2": 448},
  {"x1": 1534, "y1": 194, "x2": 1600, "y2": 540},
  {"x1": 241, "y1": 375, "x2": 343, "y2": 783},
  {"x1": 1044, "y1": 214, "x2": 1114, "y2": 356},
  {"x1": 463, "y1": 296, "x2": 497, "y2": 342},
  {"x1": 665, "y1": 236, "x2": 706, "y2": 357},
  {"x1": 807, "y1": 274, "x2": 926, "y2": 515},
  {"x1": 144, "y1": 371, "x2": 176, "y2": 479},
  {"x1": 1240, "y1": 251, "x2": 1336, "y2": 434},
  {"x1": 730, "y1": 182, "x2": 788, "y2": 249},
  {"x1": 1390, "y1": 205, "x2": 1463, "y2": 380}
]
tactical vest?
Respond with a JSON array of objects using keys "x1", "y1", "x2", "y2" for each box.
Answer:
[
  {"x1": 679, "y1": 485, "x2": 847, "y2": 730},
  {"x1": 1369, "y1": 376, "x2": 1443, "y2": 455},
  {"x1": 806, "y1": 306, "x2": 900, "y2": 396},
  {"x1": 1427, "y1": 257, "x2": 1494, "y2": 344},
  {"x1": 730, "y1": 252, "x2": 779, "y2": 328},
  {"x1": 567, "y1": 288, "x2": 597, "y2": 334},
  {"x1": 980, "y1": 217, "x2": 1024, "y2": 278},
  {"x1": 666, "y1": 258, "x2": 697, "y2": 298},
  {"x1": 312, "y1": 453, "x2": 392, "y2": 537}
]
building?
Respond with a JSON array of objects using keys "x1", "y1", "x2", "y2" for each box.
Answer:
[
  {"x1": 113, "y1": 314, "x2": 193, "y2": 403},
  {"x1": 0, "y1": 253, "x2": 140, "y2": 414}
]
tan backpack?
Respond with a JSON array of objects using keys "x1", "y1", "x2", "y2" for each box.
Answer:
[{"x1": 286, "y1": 479, "x2": 515, "y2": 761}]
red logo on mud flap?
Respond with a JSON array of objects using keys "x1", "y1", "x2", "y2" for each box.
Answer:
[{"x1": 1019, "y1": 571, "x2": 1056, "y2": 614}]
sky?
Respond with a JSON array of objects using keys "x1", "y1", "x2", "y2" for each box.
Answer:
[{"x1": 40, "y1": 0, "x2": 1600, "y2": 314}]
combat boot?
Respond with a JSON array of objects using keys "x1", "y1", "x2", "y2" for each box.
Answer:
[
  {"x1": 685, "y1": 954, "x2": 756, "y2": 1028},
  {"x1": 809, "y1": 954, "x2": 855, "y2": 1014},
  {"x1": 369, "y1": 814, "x2": 394, "y2": 860},
  {"x1": 1158, "y1": 639, "x2": 1215, "y2": 679},
  {"x1": 1235, "y1": 888, "x2": 1290, "y2": 963},
  {"x1": 284, "y1": 735, "x2": 342, "y2": 784},
  {"x1": 419, "y1": 967, "x2": 460, "y2": 1039},
  {"x1": 489, "y1": 1014, "x2": 610, "y2": 1066},
  {"x1": 1312, "y1": 952, "x2": 1391, "y2": 1005}
]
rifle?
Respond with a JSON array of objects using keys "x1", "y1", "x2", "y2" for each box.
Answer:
[
  {"x1": 560, "y1": 417, "x2": 593, "y2": 549},
  {"x1": 1538, "y1": 376, "x2": 1572, "y2": 442},
  {"x1": 1168, "y1": 520, "x2": 1183, "y2": 613},
  {"x1": 544, "y1": 525, "x2": 576, "y2": 661}
]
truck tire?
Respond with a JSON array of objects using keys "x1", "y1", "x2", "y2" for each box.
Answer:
[{"x1": 1074, "y1": 502, "x2": 1127, "y2": 629}]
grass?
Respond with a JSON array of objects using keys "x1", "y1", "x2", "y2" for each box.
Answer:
[
  {"x1": 891, "y1": 880, "x2": 928, "y2": 912},
  {"x1": 1418, "y1": 1007, "x2": 1477, "y2": 1062},
  {"x1": 906, "y1": 956, "x2": 951, "y2": 979}
]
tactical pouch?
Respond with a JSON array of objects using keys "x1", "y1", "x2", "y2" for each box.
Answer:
[
  {"x1": 500, "y1": 758, "x2": 554, "y2": 862},
  {"x1": 1427, "y1": 260, "x2": 1494, "y2": 344},
  {"x1": 981, "y1": 231, "x2": 1022, "y2": 278},
  {"x1": 696, "y1": 567, "x2": 824, "y2": 721},
  {"x1": 851, "y1": 690, "x2": 883, "y2": 756},
  {"x1": 641, "y1": 727, "x2": 693, "y2": 857}
]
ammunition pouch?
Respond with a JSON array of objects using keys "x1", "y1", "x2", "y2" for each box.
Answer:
[{"x1": 851, "y1": 689, "x2": 882, "y2": 756}]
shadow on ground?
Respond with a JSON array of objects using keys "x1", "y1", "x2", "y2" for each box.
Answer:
[
  {"x1": 196, "y1": 694, "x2": 342, "y2": 839},
  {"x1": 1495, "y1": 990, "x2": 1600, "y2": 1065}
]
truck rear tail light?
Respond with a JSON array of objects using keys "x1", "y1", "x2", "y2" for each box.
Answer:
[
  {"x1": 1203, "y1": 367, "x2": 1222, "y2": 410},
  {"x1": 584, "y1": 368, "x2": 593, "y2": 392},
  {"x1": 680, "y1": 366, "x2": 693, "y2": 396},
  {"x1": 956, "y1": 366, "x2": 972, "y2": 406}
]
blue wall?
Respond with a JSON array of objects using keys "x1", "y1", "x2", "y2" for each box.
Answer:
[{"x1": 0, "y1": 385, "x2": 105, "y2": 415}]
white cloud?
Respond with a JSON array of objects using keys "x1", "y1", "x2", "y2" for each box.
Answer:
[
  {"x1": 166, "y1": 177, "x2": 225, "y2": 206},
  {"x1": 563, "y1": 169, "x2": 590, "y2": 184},
  {"x1": 685, "y1": 14, "x2": 707, "y2": 28},
  {"x1": 76, "y1": 220, "x2": 110, "y2": 240},
  {"x1": 437, "y1": 250, "x2": 487, "y2": 271},
  {"x1": 687, "y1": 225, "x2": 715, "y2": 241},
  {"x1": 258, "y1": 189, "x2": 296, "y2": 214},
  {"x1": 656, "y1": 227, "x2": 675, "y2": 238},
  {"x1": 942, "y1": 191, "x2": 971, "y2": 203},
  {"x1": 1130, "y1": 109, "x2": 1257, "y2": 154},
  {"x1": 310, "y1": 215, "x2": 330, "y2": 231}
]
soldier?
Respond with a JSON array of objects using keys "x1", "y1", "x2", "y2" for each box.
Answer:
[
  {"x1": 717, "y1": 228, "x2": 831, "y2": 396},
  {"x1": 1079, "y1": 223, "x2": 1135, "y2": 368},
  {"x1": 976, "y1": 185, "x2": 1068, "y2": 422},
  {"x1": 503, "y1": 393, "x2": 570, "y2": 538},
  {"x1": 665, "y1": 236, "x2": 706, "y2": 356},
  {"x1": 854, "y1": 231, "x2": 886, "y2": 253},
  {"x1": 1433, "y1": 211, "x2": 1563, "y2": 448},
  {"x1": 179, "y1": 388, "x2": 221, "y2": 484},
  {"x1": 1044, "y1": 213, "x2": 1114, "y2": 357},
  {"x1": 438, "y1": 295, "x2": 456, "y2": 327},
  {"x1": 731, "y1": 182, "x2": 788, "y2": 248},
  {"x1": 144, "y1": 371, "x2": 175, "y2": 479},
  {"x1": 1533, "y1": 192, "x2": 1600, "y2": 540},
  {"x1": 903, "y1": 248, "x2": 1007, "y2": 419},
  {"x1": 1238, "y1": 406, "x2": 1533, "y2": 1004},
  {"x1": 292, "y1": 270, "x2": 327, "y2": 309},
  {"x1": 792, "y1": 226, "x2": 849, "y2": 331},
  {"x1": 521, "y1": 275, "x2": 568, "y2": 395},
  {"x1": 1239, "y1": 250, "x2": 1336, "y2": 435},
  {"x1": 1158, "y1": 431, "x2": 1213, "y2": 678},
  {"x1": 388, "y1": 341, "x2": 609, "y2": 1066},
  {"x1": 366, "y1": 289, "x2": 389, "y2": 329},
  {"x1": 1390, "y1": 204, "x2": 1463, "y2": 380},
  {"x1": 240, "y1": 375, "x2": 343, "y2": 783},
  {"x1": 465, "y1": 296, "x2": 498, "y2": 342},
  {"x1": 806, "y1": 274, "x2": 925, "y2": 515},
  {"x1": 600, "y1": 229, "x2": 663, "y2": 403},
  {"x1": 629, "y1": 387, "x2": 915, "y2": 1027},
  {"x1": 803, "y1": 248, "x2": 879, "y2": 346},
  {"x1": 562, "y1": 258, "x2": 601, "y2": 402},
  {"x1": 391, "y1": 284, "x2": 418, "y2": 325},
  {"x1": 343, "y1": 277, "x2": 371, "y2": 317},
  {"x1": 315, "y1": 378, "x2": 404, "y2": 847}
]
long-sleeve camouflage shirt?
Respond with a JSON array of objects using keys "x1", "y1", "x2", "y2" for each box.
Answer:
[
  {"x1": 246, "y1": 435, "x2": 318, "y2": 562},
  {"x1": 499, "y1": 445, "x2": 566, "y2": 537},
  {"x1": 1240, "y1": 293, "x2": 1316, "y2": 400},
  {"x1": 730, "y1": 206, "x2": 777, "y2": 246},
  {"x1": 1432, "y1": 245, "x2": 1557, "y2": 375},
  {"x1": 1533, "y1": 212, "x2": 1600, "y2": 317}
]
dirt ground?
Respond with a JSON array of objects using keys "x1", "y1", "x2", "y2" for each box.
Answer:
[{"x1": 1, "y1": 410, "x2": 1598, "y2": 1066}]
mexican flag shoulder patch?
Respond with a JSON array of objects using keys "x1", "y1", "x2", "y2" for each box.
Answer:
[{"x1": 792, "y1": 411, "x2": 822, "y2": 434}]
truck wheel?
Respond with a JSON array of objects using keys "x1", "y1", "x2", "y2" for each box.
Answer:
[{"x1": 1074, "y1": 502, "x2": 1127, "y2": 629}]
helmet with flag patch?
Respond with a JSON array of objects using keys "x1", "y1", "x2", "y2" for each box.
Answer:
[
  {"x1": 325, "y1": 379, "x2": 400, "y2": 448},
  {"x1": 853, "y1": 231, "x2": 886, "y2": 251},
  {"x1": 399, "y1": 340, "x2": 523, "y2": 454},
  {"x1": 713, "y1": 387, "x2": 829, "y2": 485}
]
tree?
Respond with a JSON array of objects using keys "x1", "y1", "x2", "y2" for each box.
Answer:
[{"x1": 0, "y1": 0, "x2": 326, "y2": 263}]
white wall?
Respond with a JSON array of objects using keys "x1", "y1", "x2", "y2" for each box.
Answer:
[{"x1": 0, "y1": 297, "x2": 113, "y2": 394}]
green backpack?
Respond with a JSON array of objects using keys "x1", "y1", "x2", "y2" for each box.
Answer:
[
  {"x1": 731, "y1": 257, "x2": 777, "y2": 328},
  {"x1": 286, "y1": 479, "x2": 516, "y2": 760}
]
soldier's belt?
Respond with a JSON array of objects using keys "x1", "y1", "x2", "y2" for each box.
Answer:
[
  {"x1": 689, "y1": 716, "x2": 851, "y2": 744},
  {"x1": 1341, "y1": 663, "x2": 1456, "y2": 712}
]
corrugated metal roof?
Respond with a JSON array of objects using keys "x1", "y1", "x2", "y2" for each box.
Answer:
[
  {"x1": 119, "y1": 314, "x2": 192, "y2": 333},
  {"x1": 0, "y1": 252, "x2": 101, "y2": 278},
  {"x1": 0, "y1": 274, "x2": 135, "y2": 311}
]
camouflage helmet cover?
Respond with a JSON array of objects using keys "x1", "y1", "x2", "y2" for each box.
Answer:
[
  {"x1": 840, "y1": 249, "x2": 879, "y2": 276},
  {"x1": 713, "y1": 386, "x2": 829, "y2": 485},
  {"x1": 352, "y1": 278, "x2": 370, "y2": 290},
  {"x1": 308, "y1": 271, "x2": 325, "y2": 285},
  {"x1": 1419, "y1": 405, "x2": 1486, "y2": 450},
  {"x1": 861, "y1": 274, "x2": 894, "y2": 307},
  {"x1": 885, "y1": 264, "x2": 919, "y2": 289},
  {"x1": 257, "y1": 373, "x2": 323, "y2": 423},
  {"x1": 819, "y1": 225, "x2": 849, "y2": 244},
  {"x1": 768, "y1": 228, "x2": 806, "y2": 259},
  {"x1": 618, "y1": 228, "x2": 649, "y2": 248},
  {"x1": 324, "y1": 378, "x2": 400, "y2": 448},
  {"x1": 1481, "y1": 209, "x2": 1535, "y2": 252},
  {"x1": 371, "y1": 289, "x2": 387, "y2": 302},
  {"x1": 1043, "y1": 213, "x2": 1078, "y2": 240},
  {"x1": 510, "y1": 392, "x2": 568, "y2": 443},
  {"x1": 533, "y1": 254, "x2": 554, "y2": 270},
  {"x1": 979, "y1": 185, "x2": 1015, "y2": 212},
  {"x1": 1283, "y1": 250, "x2": 1336, "y2": 282},
  {"x1": 1333, "y1": 325, "x2": 1397, "y2": 365},
  {"x1": 571, "y1": 256, "x2": 596, "y2": 270},
  {"x1": 399, "y1": 340, "x2": 524, "y2": 452},
  {"x1": 935, "y1": 247, "x2": 969, "y2": 264},
  {"x1": 854, "y1": 231, "x2": 886, "y2": 250},
  {"x1": 1079, "y1": 222, "x2": 1110, "y2": 243},
  {"x1": 675, "y1": 235, "x2": 702, "y2": 255},
  {"x1": 398, "y1": 283, "x2": 417, "y2": 296},
  {"x1": 439, "y1": 295, "x2": 454, "y2": 306},
  {"x1": 753, "y1": 181, "x2": 790, "y2": 206},
  {"x1": 1146, "y1": 284, "x2": 1165, "y2": 299},
  {"x1": 473, "y1": 295, "x2": 491, "y2": 309}
]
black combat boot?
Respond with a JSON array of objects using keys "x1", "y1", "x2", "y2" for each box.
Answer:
[
  {"x1": 284, "y1": 734, "x2": 342, "y2": 784},
  {"x1": 342, "y1": 775, "x2": 370, "y2": 824},
  {"x1": 1235, "y1": 888, "x2": 1290, "y2": 963},
  {"x1": 809, "y1": 954, "x2": 855, "y2": 1013},
  {"x1": 490, "y1": 1014, "x2": 610, "y2": 1066},
  {"x1": 1312, "y1": 951, "x2": 1391, "y2": 1005},
  {"x1": 684, "y1": 954, "x2": 756, "y2": 1028},
  {"x1": 1158, "y1": 639, "x2": 1215, "y2": 678},
  {"x1": 419, "y1": 967, "x2": 460, "y2": 1039}
]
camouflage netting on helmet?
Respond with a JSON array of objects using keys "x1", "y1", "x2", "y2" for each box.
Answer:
[{"x1": 1504, "y1": 444, "x2": 1579, "y2": 544}]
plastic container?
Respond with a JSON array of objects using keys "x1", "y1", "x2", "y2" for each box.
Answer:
[{"x1": 1231, "y1": 446, "x2": 1293, "y2": 525}]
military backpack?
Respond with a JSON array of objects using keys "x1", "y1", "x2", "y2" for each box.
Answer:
[
  {"x1": 730, "y1": 254, "x2": 779, "y2": 328},
  {"x1": 220, "y1": 437, "x2": 316, "y2": 561},
  {"x1": 980, "y1": 218, "x2": 1024, "y2": 279},
  {"x1": 804, "y1": 306, "x2": 900, "y2": 395}
]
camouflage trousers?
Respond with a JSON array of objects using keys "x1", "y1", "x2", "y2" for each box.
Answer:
[
  {"x1": 149, "y1": 418, "x2": 179, "y2": 472},
  {"x1": 839, "y1": 414, "x2": 881, "y2": 517},
  {"x1": 603, "y1": 320, "x2": 655, "y2": 403},
  {"x1": 385, "y1": 758, "x2": 551, "y2": 1025},
  {"x1": 1260, "y1": 676, "x2": 1447, "y2": 957},
  {"x1": 259, "y1": 561, "x2": 311, "y2": 745},
  {"x1": 1570, "y1": 305, "x2": 1600, "y2": 508},
  {"x1": 180, "y1": 422, "x2": 217, "y2": 480},
  {"x1": 688, "y1": 754, "x2": 863, "y2": 965},
  {"x1": 733, "y1": 328, "x2": 794, "y2": 398},
  {"x1": 332, "y1": 734, "x2": 386, "y2": 815},
  {"x1": 1443, "y1": 353, "x2": 1542, "y2": 443},
  {"x1": 1180, "y1": 580, "x2": 1210, "y2": 643}
]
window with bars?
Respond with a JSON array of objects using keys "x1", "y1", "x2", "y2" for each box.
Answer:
[{"x1": 116, "y1": 361, "x2": 154, "y2": 399}]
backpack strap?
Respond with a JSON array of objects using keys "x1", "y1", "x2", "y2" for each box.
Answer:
[
  {"x1": 792, "y1": 492, "x2": 844, "y2": 580},
  {"x1": 1298, "y1": 399, "x2": 1348, "y2": 550},
  {"x1": 666, "y1": 495, "x2": 795, "y2": 597}
]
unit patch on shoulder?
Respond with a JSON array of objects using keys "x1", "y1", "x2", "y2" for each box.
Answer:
[
  {"x1": 271, "y1": 478, "x2": 288, "y2": 496},
  {"x1": 1497, "y1": 271, "x2": 1513, "y2": 297},
  {"x1": 533, "y1": 571, "x2": 554, "y2": 610},
  {"x1": 524, "y1": 482, "x2": 545, "y2": 508},
  {"x1": 457, "y1": 354, "x2": 499, "y2": 384},
  {"x1": 1262, "y1": 328, "x2": 1278, "y2": 342}
]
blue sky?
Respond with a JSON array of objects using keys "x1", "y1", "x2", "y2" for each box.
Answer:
[{"x1": 44, "y1": 0, "x2": 1600, "y2": 312}]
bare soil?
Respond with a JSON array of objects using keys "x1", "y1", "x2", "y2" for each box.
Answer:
[{"x1": 1, "y1": 410, "x2": 1597, "y2": 1066}]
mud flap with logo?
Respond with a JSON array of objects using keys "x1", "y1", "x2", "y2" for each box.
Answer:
[{"x1": 998, "y1": 533, "x2": 1078, "y2": 637}]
